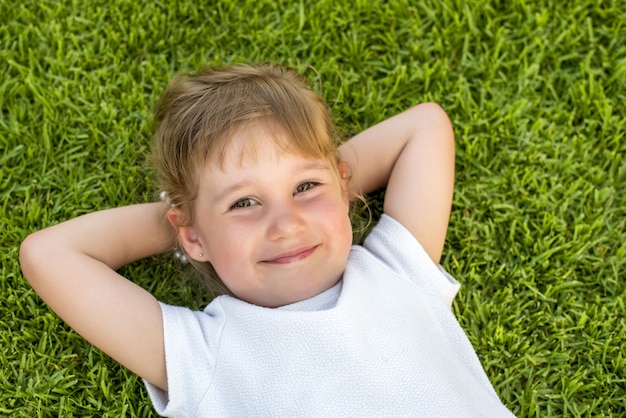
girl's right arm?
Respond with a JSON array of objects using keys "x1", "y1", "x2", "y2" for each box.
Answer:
[{"x1": 19, "y1": 202, "x2": 172, "y2": 391}]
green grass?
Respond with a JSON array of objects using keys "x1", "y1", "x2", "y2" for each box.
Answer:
[{"x1": 1, "y1": 0, "x2": 625, "y2": 416}]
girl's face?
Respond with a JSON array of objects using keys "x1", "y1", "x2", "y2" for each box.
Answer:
[{"x1": 177, "y1": 125, "x2": 353, "y2": 308}]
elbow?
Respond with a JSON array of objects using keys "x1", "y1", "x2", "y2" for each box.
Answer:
[
  {"x1": 410, "y1": 102, "x2": 455, "y2": 148},
  {"x1": 19, "y1": 231, "x2": 48, "y2": 288},
  {"x1": 20, "y1": 233, "x2": 38, "y2": 285},
  {"x1": 414, "y1": 102, "x2": 449, "y2": 120}
]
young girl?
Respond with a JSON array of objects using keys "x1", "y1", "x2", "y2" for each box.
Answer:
[{"x1": 20, "y1": 64, "x2": 514, "y2": 416}]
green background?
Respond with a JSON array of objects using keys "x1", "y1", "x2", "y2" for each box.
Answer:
[{"x1": 1, "y1": 0, "x2": 625, "y2": 416}]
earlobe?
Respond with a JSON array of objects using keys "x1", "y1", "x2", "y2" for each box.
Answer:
[
  {"x1": 167, "y1": 208, "x2": 206, "y2": 262},
  {"x1": 178, "y1": 226, "x2": 206, "y2": 261}
]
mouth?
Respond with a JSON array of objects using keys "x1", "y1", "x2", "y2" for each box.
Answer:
[{"x1": 261, "y1": 245, "x2": 319, "y2": 265}]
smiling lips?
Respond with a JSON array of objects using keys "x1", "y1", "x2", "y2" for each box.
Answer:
[{"x1": 262, "y1": 245, "x2": 319, "y2": 264}]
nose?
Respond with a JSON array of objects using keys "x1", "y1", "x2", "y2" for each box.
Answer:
[{"x1": 266, "y1": 201, "x2": 306, "y2": 240}]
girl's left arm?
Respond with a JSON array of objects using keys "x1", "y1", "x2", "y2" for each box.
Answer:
[{"x1": 339, "y1": 103, "x2": 455, "y2": 264}]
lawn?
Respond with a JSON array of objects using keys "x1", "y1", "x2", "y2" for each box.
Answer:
[{"x1": 1, "y1": 0, "x2": 625, "y2": 416}]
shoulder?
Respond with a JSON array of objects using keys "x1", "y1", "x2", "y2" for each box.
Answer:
[
  {"x1": 145, "y1": 300, "x2": 227, "y2": 416},
  {"x1": 159, "y1": 299, "x2": 228, "y2": 349},
  {"x1": 351, "y1": 214, "x2": 459, "y2": 305}
]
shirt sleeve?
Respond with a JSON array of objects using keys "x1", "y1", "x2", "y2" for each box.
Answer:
[
  {"x1": 362, "y1": 213, "x2": 460, "y2": 307},
  {"x1": 144, "y1": 301, "x2": 226, "y2": 417}
]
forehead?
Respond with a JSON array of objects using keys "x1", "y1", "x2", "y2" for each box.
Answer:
[{"x1": 208, "y1": 121, "x2": 328, "y2": 172}]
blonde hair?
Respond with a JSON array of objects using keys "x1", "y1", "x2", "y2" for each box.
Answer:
[{"x1": 151, "y1": 63, "x2": 344, "y2": 291}]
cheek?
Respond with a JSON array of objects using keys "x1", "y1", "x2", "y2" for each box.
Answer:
[
  {"x1": 333, "y1": 197, "x2": 354, "y2": 250},
  {"x1": 207, "y1": 243, "x2": 244, "y2": 290},
  {"x1": 339, "y1": 213, "x2": 354, "y2": 250},
  {"x1": 313, "y1": 197, "x2": 353, "y2": 244},
  {"x1": 203, "y1": 227, "x2": 230, "y2": 263},
  {"x1": 205, "y1": 223, "x2": 257, "y2": 272}
]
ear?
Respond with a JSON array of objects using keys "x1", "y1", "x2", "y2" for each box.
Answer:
[
  {"x1": 166, "y1": 208, "x2": 206, "y2": 262},
  {"x1": 339, "y1": 162, "x2": 351, "y2": 206},
  {"x1": 339, "y1": 161, "x2": 349, "y2": 180}
]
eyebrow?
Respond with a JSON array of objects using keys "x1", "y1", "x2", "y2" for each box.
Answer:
[
  {"x1": 214, "y1": 180, "x2": 252, "y2": 204},
  {"x1": 298, "y1": 161, "x2": 332, "y2": 172},
  {"x1": 213, "y1": 160, "x2": 332, "y2": 204}
]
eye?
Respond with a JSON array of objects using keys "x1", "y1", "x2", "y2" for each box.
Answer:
[
  {"x1": 295, "y1": 181, "x2": 319, "y2": 194},
  {"x1": 230, "y1": 198, "x2": 257, "y2": 210}
]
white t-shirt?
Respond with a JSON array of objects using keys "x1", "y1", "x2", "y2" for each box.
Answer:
[{"x1": 145, "y1": 214, "x2": 515, "y2": 417}]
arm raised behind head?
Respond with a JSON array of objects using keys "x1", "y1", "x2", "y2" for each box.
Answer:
[
  {"x1": 339, "y1": 103, "x2": 455, "y2": 264},
  {"x1": 19, "y1": 202, "x2": 173, "y2": 391}
]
